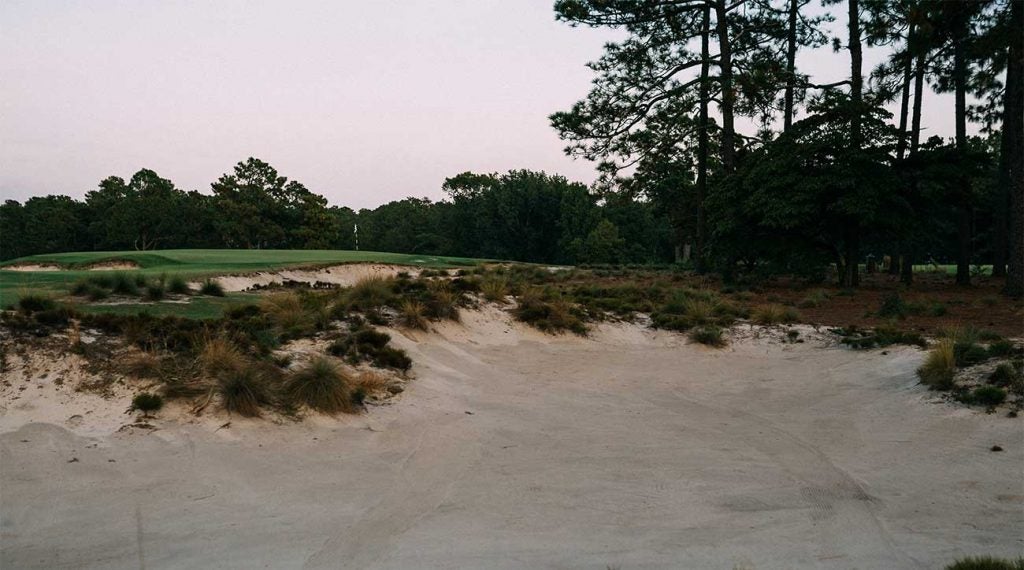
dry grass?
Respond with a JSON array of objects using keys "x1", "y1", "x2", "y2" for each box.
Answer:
[
  {"x1": 429, "y1": 282, "x2": 461, "y2": 321},
  {"x1": 261, "y1": 291, "x2": 312, "y2": 333},
  {"x1": 199, "y1": 336, "x2": 246, "y2": 380},
  {"x1": 480, "y1": 276, "x2": 509, "y2": 303},
  {"x1": 284, "y1": 356, "x2": 353, "y2": 414},
  {"x1": 752, "y1": 303, "x2": 800, "y2": 325},
  {"x1": 917, "y1": 337, "x2": 957, "y2": 390},
  {"x1": 218, "y1": 364, "x2": 272, "y2": 417},
  {"x1": 347, "y1": 275, "x2": 394, "y2": 310},
  {"x1": 124, "y1": 351, "x2": 162, "y2": 378},
  {"x1": 399, "y1": 299, "x2": 429, "y2": 330}
]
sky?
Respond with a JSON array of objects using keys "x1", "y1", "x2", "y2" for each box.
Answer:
[{"x1": 1, "y1": 1, "x2": 962, "y2": 210}]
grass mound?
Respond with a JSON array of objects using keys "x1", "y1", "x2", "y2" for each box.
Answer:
[
  {"x1": 399, "y1": 300, "x2": 429, "y2": 330},
  {"x1": 513, "y1": 288, "x2": 586, "y2": 335},
  {"x1": 217, "y1": 364, "x2": 272, "y2": 417},
  {"x1": 131, "y1": 392, "x2": 164, "y2": 414},
  {"x1": 689, "y1": 325, "x2": 726, "y2": 347},
  {"x1": 917, "y1": 338, "x2": 956, "y2": 390},
  {"x1": 751, "y1": 303, "x2": 800, "y2": 325},
  {"x1": 199, "y1": 279, "x2": 225, "y2": 296},
  {"x1": 285, "y1": 356, "x2": 354, "y2": 414}
]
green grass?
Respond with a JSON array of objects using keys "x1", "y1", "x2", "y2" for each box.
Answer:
[{"x1": 1, "y1": 249, "x2": 487, "y2": 313}]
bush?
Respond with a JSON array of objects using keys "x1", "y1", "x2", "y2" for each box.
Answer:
[
  {"x1": 877, "y1": 293, "x2": 907, "y2": 319},
  {"x1": 199, "y1": 279, "x2": 225, "y2": 296},
  {"x1": 145, "y1": 282, "x2": 165, "y2": 301},
  {"x1": 218, "y1": 364, "x2": 271, "y2": 417},
  {"x1": 34, "y1": 306, "x2": 77, "y2": 327},
  {"x1": 111, "y1": 272, "x2": 140, "y2": 295},
  {"x1": 285, "y1": 356, "x2": 353, "y2": 414},
  {"x1": 131, "y1": 392, "x2": 164, "y2": 414},
  {"x1": 17, "y1": 293, "x2": 56, "y2": 313},
  {"x1": 689, "y1": 325, "x2": 726, "y2": 347},
  {"x1": 513, "y1": 289, "x2": 587, "y2": 335},
  {"x1": 971, "y1": 385, "x2": 1007, "y2": 407},
  {"x1": 399, "y1": 300, "x2": 429, "y2": 330},
  {"x1": 167, "y1": 275, "x2": 190, "y2": 295},
  {"x1": 989, "y1": 363, "x2": 1019, "y2": 387},
  {"x1": 918, "y1": 338, "x2": 957, "y2": 390},
  {"x1": 261, "y1": 292, "x2": 313, "y2": 337},
  {"x1": 945, "y1": 556, "x2": 1024, "y2": 570},
  {"x1": 199, "y1": 337, "x2": 246, "y2": 380},
  {"x1": 988, "y1": 339, "x2": 1016, "y2": 357},
  {"x1": 955, "y1": 342, "x2": 990, "y2": 367}
]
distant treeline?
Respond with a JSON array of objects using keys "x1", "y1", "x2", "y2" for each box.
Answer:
[{"x1": 0, "y1": 158, "x2": 675, "y2": 265}]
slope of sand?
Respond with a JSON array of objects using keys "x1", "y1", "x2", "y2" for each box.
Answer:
[
  {"x1": 1, "y1": 310, "x2": 1022, "y2": 569},
  {"x1": 210, "y1": 263, "x2": 420, "y2": 292}
]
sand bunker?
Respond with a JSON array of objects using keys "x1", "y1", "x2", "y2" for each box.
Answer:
[
  {"x1": 86, "y1": 261, "x2": 139, "y2": 271},
  {"x1": 1, "y1": 312, "x2": 1020, "y2": 568},
  {"x1": 210, "y1": 263, "x2": 421, "y2": 292},
  {"x1": 2, "y1": 263, "x2": 62, "y2": 272}
]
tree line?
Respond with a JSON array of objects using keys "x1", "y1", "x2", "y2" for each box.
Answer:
[
  {"x1": 0, "y1": 158, "x2": 675, "y2": 265},
  {"x1": 2, "y1": 0, "x2": 1021, "y2": 296},
  {"x1": 551, "y1": 0, "x2": 1022, "y2": 296}
]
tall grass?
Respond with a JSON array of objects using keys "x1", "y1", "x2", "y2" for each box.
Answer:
[
  {"x1": 347, "y1": 275, "x2": 393, "y2": 310},
  {"x1": 480, "y1": 276, "x2": 509, "y2": 303},
  {"x1": 284, "y1": 356, "x2": 353, "y2": 414},
  {"x1": 399, "y1": 300, "x2": 429, "y2": 330},
  {"x1": 218, "y1": 364, "x2": 271, "y2": 417},
  {"x1": 917, "y1": 337, "x2": 956, "y2": 390}
]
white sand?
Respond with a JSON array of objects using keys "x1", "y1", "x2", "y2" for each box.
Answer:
[
  {"x1": 1, "y1": 313, "x2": 1021, "y2": 569},
  {"x1": 1, "y1": 264, "x2": 61, "y2": 272},
  {"x1": 210, "y1": 263, "x2": 420, "y2": 292},
  {"x1": 86, "y1": 261, "x2": 139, "y2": 271}
]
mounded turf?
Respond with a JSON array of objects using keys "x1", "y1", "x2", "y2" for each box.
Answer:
[{"x1": 0, "y1": 249, "x2": 488, "y2": 314}]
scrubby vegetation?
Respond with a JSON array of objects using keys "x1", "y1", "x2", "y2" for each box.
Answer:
[
  {"x1": 945, "y1": 556, "x2": 1024, "y2": 570},
  {"x1": 285, "y1": 356, "x2": 355, "y2": 414},
  {"x1": 131, "y1": 392, "x2": 164, "y2": 415},
  {"x1": 917, "y1": 338, "x2": 958, "y2": 390}
]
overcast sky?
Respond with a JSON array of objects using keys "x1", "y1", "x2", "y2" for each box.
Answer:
[{"x1": 1, "y1": 1, "x2": 962, "y2": 210}]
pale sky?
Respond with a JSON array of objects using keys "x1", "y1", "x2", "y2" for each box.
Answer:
[{"x1": 1, "y1": 1, "x2": 961, "y2": 210}]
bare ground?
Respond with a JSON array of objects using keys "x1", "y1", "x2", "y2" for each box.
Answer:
[{"x1": 1, "y1": 308, "x2": 1021, "y2": 569}]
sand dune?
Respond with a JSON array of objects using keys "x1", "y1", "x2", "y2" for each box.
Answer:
[{"x1": 1, "y1": 311, "x2": 1021, "y2": 568}]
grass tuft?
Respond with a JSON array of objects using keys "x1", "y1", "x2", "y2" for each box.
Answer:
[
  {"x1": 752, "y1": 303, "x2": 800, "y2": 325},
  {"x1": 199, "y1": 279, "x2": 225, "y2": 296},
  {"x1": 689, "y1": 325, "x2": 726, "y2": 347},
  {"x1": 944, "y1": 556, "x2": 1024, "y2": 570},
  {"x1": 285, "y1": 356, "x2": 353, "y2": 414},
  {"x1": 131, "y1": 392, "x2": 164, "y2": 414},
  {"x1": 399, "y1": 299, "x2": 429, "y2": 330},
  {"x1": 917, "y1": 337, "x2": 956, "y2": 390}
]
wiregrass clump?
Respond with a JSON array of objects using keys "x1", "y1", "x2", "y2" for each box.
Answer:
[
  {"x1": 513, "y1": 288, "x2": 586, "y2": 335},
  {"x1": 284, "y1": 356, "x2": 354, "y2": 414},
  {"x1": 217, "y1": 364, "x2": 273, "y2": 417},
  {"x1": 199, "y1": 279, "x2": 225, "y2": 296},
  {"x1": 917, "y1": 337, "x2": 956, "y2": 390},
  {"x1": 751, "y1": 303, "x2": 800, "y2": 325},
  {"x1": 944, "y1": 556, "x2": 1024, "y2": 570},
  {"x1": 399, "y1": 299, "x2": 429, "y2": 330},
  {"x1": 689, "y1": 325, "x2": 726, "y2": 347},
  {"x1": 480, "y1": 276, "x2": 509, "y2": 303}
]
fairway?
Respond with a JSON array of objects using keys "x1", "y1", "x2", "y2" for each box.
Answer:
[{"x1": 0, "y1": 249, "x2": 488, "y2": 311}]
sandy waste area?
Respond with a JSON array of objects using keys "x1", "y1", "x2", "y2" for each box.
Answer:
[{"x1": 1, "y1": 307, "x2": 1021, "y2": 569}]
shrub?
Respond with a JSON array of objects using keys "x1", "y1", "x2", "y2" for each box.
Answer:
[
  {"x1": 167, "y1": 275, "x2": 190, "y2": 295},
  {"x1": 513, "y1": 289, "x2": 587, "y2": 335},
  {"x1": 34, "y1": 306, "x2": 77, "y2": 327},
  {"x1": 971, "y1": 386, "x2": 1007, "y2": 407},
  {"x1": 399, "y1": 300, "x2": 429, "y2": 330},
  {"x1": 354, "y1": 328, "x2": 390, "y2": 348},
  {"x1": 689, "y1": 325, "x2": 726, "y2": 347},
  {"x1": 85, "y1": 285, "x2": 109, "y2": 301},
  {"x1": 131, "y1": 392, "x2": 164, "y2": 415},
  {"x1": 989, "y1": 363, "x2": 1019, "y2": 386},
  {"x1": 945, "y1": 556, "x2": 1024, "y2": 570},
  {"x1": 917, "y1": 338, "x2": 956, "y2": 390},
  {"x1": 372, "y1": 346, "x2": 412, "y2": 372},
  {"x1": 218, "y1": 364, "x2": 271, "y2": 417},
  {"x1": 199, "y1": 279, "x2": 225, "y2": 296},
  {"x1": 877, "y1": 293, "x2": 907, "y2": 318},
  {"x1": 284, "y1": 356, "x2": 353, "y2": 414},
  {"x1": 145, "y1": 282, "x2": 165, "y2": 301},
  {"x1": 111, "y1": 273, "x2": 140, "y2": 295},
  {"x1": 988, "y1": 339, "x2": 1016, "y2": 357},
  {"x1": 798, "y1": 289, "x2": 829, "y2": 308},
  {"x1": 955, "y1": 342, "x2": 989, "y2": 367},
  {"x1": 481, "y1": 276, "x2": 510, "y2": 303},
  {"x1": 17, "y1": 293, "x2": 56, "y2": 313}
]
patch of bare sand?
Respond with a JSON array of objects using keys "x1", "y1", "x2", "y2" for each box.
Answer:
[
  {"x1": 209, "y1": 263, "x2": 420, "y2": 292},
  {"x1": 86, "y1": 261, "x2": 139, "y2": 271},
  {"x1": 1, "y1": 310, "x2": 1021, "y2": 569},
  {"x1": 2, "y1": 263, "x2": 62, "y2": 272}
]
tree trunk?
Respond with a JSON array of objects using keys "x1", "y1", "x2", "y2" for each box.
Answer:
[
  {"x1": 895, "y1": 24, "x2": 915, "y2": 161},
  {"x1": 954, "y1": 36, "x2": 971, "y2": 286},
  {"x1": 695, "y1": 4, "x2": 711, "y2": 273},
  {"x1": 993, "y1": 98, "x2": 1010, "y2": 277},
  {"x1": 843, "y1": 0, "x2": 862, "y2": 288},
  {"x1": 784, "y1": 0, "x2": 798, "y2": 131},
  {"x1": 1005, "y1": 0, "x2": 1024, "y2": 297},
  {"x1": 911, "y1": 50, "x2": 925, "y2": 154},
  {"x1": 714, "y1": 0, "x2": 736, "y2": 172}
]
